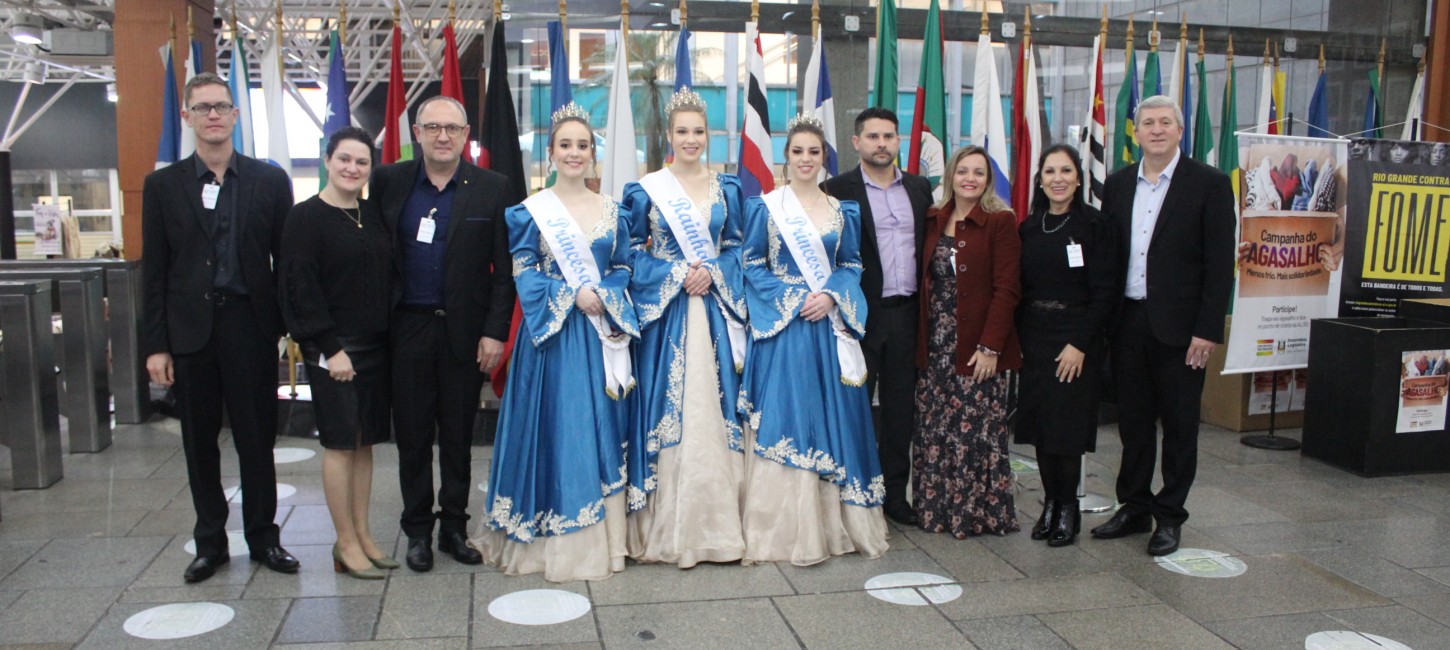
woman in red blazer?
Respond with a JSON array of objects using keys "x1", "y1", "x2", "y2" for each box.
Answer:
[{"x1": 913, "y1": 145, "x2": 1022, "y2": 538}]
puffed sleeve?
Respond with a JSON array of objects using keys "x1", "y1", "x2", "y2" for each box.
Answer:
[
  {"x1": 741, "y1": 196, "x2": 809, "y2": 340},
  {"x1": 279, "y1": 200, "x2": 343, "y2": 357},
  {"x1": 704, "y1": 173, "x2": 749, "y2": 323},
  {"x1": 507, "y1": 204, "x2": 577, "y2": 348},
  {"x1": 820, "y1": 199, "x2": 868, "y2": 339},
  {"x1": 595, "y1": 201, "x2": 640, "y2": 338},
  {"x1": 621, "y1": 181, "x2": 689, "y2": 329}
]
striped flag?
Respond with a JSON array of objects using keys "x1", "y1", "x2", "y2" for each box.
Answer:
[
  {"x1": 381, "y1": 21, "x2": 412, "y2": 164},
  {"x1": 907, "y1": 0, "x2": 945, "y2": 191},
  {"x1": 155, "y1": 43, "x2": 181, "y2": 169},
  {"x1": 1306, "y1": 66, "x2": 1330, "y2": 138},
  {"x1": 179, "y1": 38, "x2": 203, "y2": 158},
  {"x1": 601, "y1": 28, "x2": 639, "y2": 197},
  {"x1": 260, "y1": 32, "x2": 291, "y2": 177},
  {"x1": 1113, "y1": 42, "x2": 1140, "y2": 171},
  {"x1": 1255, "y1": 50, "x2": 1274, "y2": 134},
  {"x1": 319, "y1": 28, "x2": 350, "y2": 188},
  {"x1": 1401, "y1": 63, "x2": 1425, "y2": 141},
  {"x1": 971, "y1": 31, "x2": 1011, "y2": 202},
  {"x1": 1363, "y1": 69, "x2": 1383, "y2": 139},
  {"x1": 1218, "y1": 62, "x2": 1240, "y2": 198},
  {"x1": 1079, "y1": 34, "x2": 1106, "y2": 208},
  {"x1": 482, "y1": 16, "x2": 528, "y2": 396},
  {"x1": 440, "y1": 20, "x2": 473, "y2": 163},
  {"x1": 1168, "y1": 32, "x2": 1192, "y2": 156},
  {"x1": 1010, "y1": 36, "x2": 1040, "y2": 222},
  {"x1": 802, "y1": 27, "x2": 838, "y2": 178},
  {"x1": 738, "y1": 21, "x2": 774, "y2": 198},
  {"x1": 227, "y1": 34, "x2": 255, "y2": 157}
]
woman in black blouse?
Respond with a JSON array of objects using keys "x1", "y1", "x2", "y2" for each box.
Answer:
[
  {"x1": 1014, "y1": 144, "x2": 1119, "y2": 547},
  {"x1": 280, "y1": 127, "x2": 396, "y2": 578}
]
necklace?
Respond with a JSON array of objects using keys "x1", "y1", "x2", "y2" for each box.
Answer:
[
  {"x1": 1041, "y1": 211, "x2": 1072, "y2": 234},
  {"x1": 337, "y1": 205, "x2": 362, "y2": 229}
]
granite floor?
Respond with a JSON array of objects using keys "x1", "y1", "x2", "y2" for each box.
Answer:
[{"x1": 2, "y1": 413, "x2": 1449, "y2": 649}]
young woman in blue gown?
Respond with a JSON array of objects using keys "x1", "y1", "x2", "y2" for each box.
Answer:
[
  {"x1": 621, "y1": 88, "x2": 749, "y2": 567},
  {"x1": 469, "y1": 104, "x2": 640, "y2": 582},
  {"x1": 738, "y1": 115, "x2": 889, "y2": 565}
]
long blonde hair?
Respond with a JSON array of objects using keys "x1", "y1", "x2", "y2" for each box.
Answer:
[{"x1": 937, "y1": 145, "x2": 1010, "y2": 214}]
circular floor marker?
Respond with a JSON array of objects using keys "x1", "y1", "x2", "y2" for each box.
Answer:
[
  {"x1": 277, "y1": 385, "x2": 313, "y2": 401},
  {"x1": 1154, "y1": 549, "x2": 1248, "y2": 578},
  {"x1": 1009, "y1": 454, "x2": 1039, "y2": 473},
  {"x1": 1305, "y1": 631, "x2": 1412, "y2": 650},
  {"x1": 488, "y1": 589, "x2": 592, "y2": 626},
  {"x1": 223, "y1": 483, "x2": 296, "y2": 503},
  {"x1": 124, "y1": 602, "x2": 235, "y2": 640},
  {"x1": 184, "y1": 530, "x2": 250, "y2": 557},
  {"x1": 273, "y1": 447, "x2": 316, "y2": 464},
  {"x1": 864, "y1": 572, "x2": 963, "y2": 606}
]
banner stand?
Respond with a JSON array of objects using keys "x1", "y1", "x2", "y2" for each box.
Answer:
[{"x1": 1239, "y1": 369, "x2": 1302, "y2": 450}]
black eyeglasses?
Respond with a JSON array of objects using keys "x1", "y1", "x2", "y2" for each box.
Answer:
[
  {"x1": 188, "y1": 102, "x2": 235, "y2": 115},
  {"x1": 418, "y1": 123, "x2": 467, "y2": 137}
]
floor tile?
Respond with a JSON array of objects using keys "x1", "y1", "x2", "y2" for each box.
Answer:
[
  {"x1": 471, "y1": 572, "x2": 595, "y2": 648},
  {"x1": 774, "y1": 591, "x2": 975, "y2": 649},
  {"x1": 587, "y1": 559, "x2": 793, "y2": 606},
  {"x1": 0, "y1": 539, "x2": 46, "y2": 582},
  {"x1": 1040, "y1": 603, "x2": 1235, "y2": 650},
  {"x1": 594, "y1": 598, "x2": 798, "y2": 649},
  {"x1": 275, "y1": 595, "x2": 382, "y2": 644},
  {"x1": 244, "y1": 543, "x2": 387, "y2": 599},
  {"x1": 76, "y1": 597, "x2": 290, "y2": 650},
  {"x1": 1120, "y1": 552, "x2": 1391, "y2": 622},
  {"x1": 954, "y1": 615, "x2": 1072, "y2": 650},
  {"x1": 0, "y1": 509, "x2": 149, "y2": 540},
  {"x1": 933, "y1": 573, "x2": 1158, "y2": 620},
  {"x1": 129, "y1": 535, "x2": 259, "y2": 589},
  {"x1": 0, "y1": 536, "x2": 168, "y2": 589},
  {"x1": 275, "y1": 640, "x2": 469, "y2": 650},
  {"x1": 0, "y1": 476, "x2": 188, "y2": 515},
  {"x1": 0, "y1": 587, "x2": 121, "y2": 645},
  {"x1": 374, "y1": 573, "x2": 472, "y2": 640},
  {"x1": 1205, "y1": 606, "x2": 1450, "y2": 650},
  {"x1": 1298, "y1": 547, "x2": 1450, "y2": 597},
  {"x1": 901, "y1": 529, "x2": 1025, "y2": 583},
  {"x1": 120, "y1": 583, "x2": 248, "y2": 604},
  {"x1": 774, "y1": 549, "x2": 953, "y2": 595}
]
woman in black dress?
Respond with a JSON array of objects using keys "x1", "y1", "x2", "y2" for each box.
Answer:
[
  {"x1": 280, "y1": 127, "x2": 396, "y2": 578},
  {"x1": 1014, "y1": 144, "x2": 1119, "y2": 547}
]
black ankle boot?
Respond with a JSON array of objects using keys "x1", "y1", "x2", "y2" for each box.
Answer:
[
  {"x1": 1048, "y1": 500, "x2": 1080, "y2": 547},
  {"x1": 1031, "y1": 499, "x2": 1058, "y2": 540}
]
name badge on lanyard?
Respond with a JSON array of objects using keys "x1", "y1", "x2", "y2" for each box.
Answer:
[
  {"x1": 202, "y1": 182, "x2": 221, "y2": 210},
  {"x1": 1066, "y1": 238, "x2": 1084, "y2": 268},
  {"x1": 417, "y1": 207, "x2": 438, "y2": 243}
]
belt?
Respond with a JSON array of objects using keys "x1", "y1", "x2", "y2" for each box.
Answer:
[
  {"x1": 204, "y1": 291, "x2": 248, "y2": 306},
  {"x1": 398, "y1": 304, "x2": 447, "y2": 317},
  {"x1": 879, "y1": 294, "x2": 916, "y2": 308},
  {"x1": 1026, "y1": 299, "x2": 1074, "y2": 311},
  {"x1": 1124, "y1": 297, "x2": 1147, "y2": 306}
]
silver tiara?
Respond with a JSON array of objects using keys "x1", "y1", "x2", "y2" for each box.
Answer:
[
  {"x1": 787, "y1": 113, "x2": 824, "y2": 131},
  {"x1": 665, "y1": 86, "x2": 707, "y2": 114},
  {"x1": 551, "y1": 101, "x2": 591, "y2": 126}
]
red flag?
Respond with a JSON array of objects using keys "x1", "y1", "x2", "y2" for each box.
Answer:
[
  {"x1": 440, "y1": 22, "x2": 473, "y2": 163},
  {"x1": 382, "y1": 23, "x2": 408, "y2": 164},
  {"x1": 1009, "y1": 38, "x2": 1041, "y2": 223}
]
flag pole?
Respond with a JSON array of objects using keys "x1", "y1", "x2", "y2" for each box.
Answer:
[
  {"x1": 980, "y1": 1, "x2": 989, "y2": 36},
  {"x1": 679, "y1": 0, "x2": 687, "y2": 30},
  {"x1": 622, "y1": 0, "x2": 629, "y2": 38},
  {"x1": 752, "y1": 0, "x2": 759, "y2": 24},
  {"x1": 560, "y1": 0, "x2": 568, "y2": 46},
  {"x1": 812, "y1": 0, "x2": 819, "y2": 40}
]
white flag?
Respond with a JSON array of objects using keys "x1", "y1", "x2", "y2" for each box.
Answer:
[
  {"x1": 600, "y1": 30, "x2": 638, "y2": 198},
  {"x1": 260, "y1": 35, "x2": 291, "y2": 177}
]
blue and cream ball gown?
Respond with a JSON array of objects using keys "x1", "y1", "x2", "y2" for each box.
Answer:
[
  {"x1": 737, "y1": 192, "x2": 889, "y2": 565},
  {"x1": 620, "y1": 172, "x2": 750, "y2": 567},
  {"x1": 468, "y1": 193, "x2": 639, "y2": 582}
]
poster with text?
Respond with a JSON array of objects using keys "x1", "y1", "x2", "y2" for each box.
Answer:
[
  {"x1": 1342, "y1": 138, "x2": 1450, "y2": 316},
  {"x1": 31, "y1": 203, "x2": 62, "y2": 256},
  {"x1": 1397, "y1": 349, "x2": 1450, "y2": 433},
  {"x1": 1224, "y1": 134, "x2": 1348, "y2": 373}
]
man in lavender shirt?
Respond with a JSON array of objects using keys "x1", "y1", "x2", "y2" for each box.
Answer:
[{"x1": 822, "y1": 107, "x2": 935, "y2": 525}]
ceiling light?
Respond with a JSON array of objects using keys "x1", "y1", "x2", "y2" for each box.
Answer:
[
  {"x1": 106, "y1": 82, "x2": 117, "y2": 102},
  {"x1": 10, "y1": 13, "x2": 44, "y2": 45},
  {"x1": 23, "y1": 60, "x2": 45, "y2": 85}
]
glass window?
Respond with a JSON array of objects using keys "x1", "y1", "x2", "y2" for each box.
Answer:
[
  {"x1": 12, "y1": 169, "x2": 47, "y2": 211},
  {"x1": 56, "y1": 169, "x2": 111, "y2": 211}
]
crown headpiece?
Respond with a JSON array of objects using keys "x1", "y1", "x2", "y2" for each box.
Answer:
[
  {"x1": 551, "y1": 101, "x2": 591, "y2": 126},
  {"x1": 665, "y1": 86, "x2": 707, "y2": 114},
  {"x1": 786, "y1": 113, "x2": 824, "y2": 132}
]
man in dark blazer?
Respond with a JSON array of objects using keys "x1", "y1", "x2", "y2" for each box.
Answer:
[
  {"x1": 369, "y1": 95, "x2": 520, "y2": 572},
  {"x1": 142, "y1": 72, "x2": 299, "y2": 583},
  {"x1": 822, "y1": 107, "x2": 934, "y2": 525},
  {"x1": 1091, "y1": 95, "x2": 1235, "y2": 556}
]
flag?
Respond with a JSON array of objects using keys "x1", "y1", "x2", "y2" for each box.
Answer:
[
  {"x1": 870, "y1": 0, "x2": 897, "y2": 110},
  {"x1": 180, "y1": 38, "x2": 203, "y2": 158},
  {"x1": 1192, "y1": 56, "x2": 1215, "y2": 162},
  {"x1": 1112, "y1": 43, "x2": 1140, "y2": 171},
  {"x1": 1079, "y1": 34, "x2": 1106, "y2": 208},
  {"x1": 1271, "y1": 66, "x2": 1286, "y2": 135},
  {"x1": 971, "y1": 31, "x2": 1011, "y2": 202},
  {"x1": 1362, "y1": 69, "x2": 1383, "y2": 139},
  {"x1": 1255, "y1": 52, "x2": 1274, "y2": 134},
  {"x1": 1218, "y1": 62, "x2": 1239, "y2": 199},
  {"x1": 1142, "y1": 45, "x2": 1161, "y2": 100},
  {"x1": 802, "y1": 28, "x2": 838, "y2": 178},
  {"x1": 547, "y1": 21, "x2": 572, "y2": 111},
  {"x1": 260, "y1": 33, "x2": 291, "y2": 177},
  {"x1": 1168, "y1": 34, "x2": 1192, "y2": 156},
  {"x1": 319, "y1": 28, "x2": 350, "y2": 188},
  {"x1": 1306, "y1": 67, "x2": 1330, "y2": 138},
  {"x1": 227, "y1": 34, "x2": 255, "y2": 157},
  {"x1": 908, "y1": 0, "x2": 946, "y2": 190},
  {"x1": 381, "y1": 22, "x2": 412, "y2": 164},
  {"x1": 440, "y1": 20, "x2": 473, "y2": 163},
  {"x1": 481, "y1": 18, "x2": 528, "y2": 397},
  {"x1": 674, "y1": 25, "x2": 692, "y2": 92},
  {"x1": 601, "y1": 29, "x2": 638, "y2": 197},
  {"x1": 1401, "y1": 65, "x2": 1425, "y2": 140},
  {"x1": 1010, "y1": 37, "x2": 1040, "y2": 222},
  {"x1": 156, "y1": 43, "x2": 181, "y2": 169},
  {"x1": 739, "y1": 21, "x2": 775, "y2": 197}
]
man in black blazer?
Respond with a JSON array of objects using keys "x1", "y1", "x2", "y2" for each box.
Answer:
[
  {"x1": 822, "y1": 107, "x2": 934, "y2": 525},
  {"x1": 370, "y1": 95, "x2": 520, "y2": 571},
  {"x1": 142, "y1": 72, "x2": 299, "y2": 583},
  {"x1": 1090, "y1": 96, "x2": 1235, "y2": 556}
]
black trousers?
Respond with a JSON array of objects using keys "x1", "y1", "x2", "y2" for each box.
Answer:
[
  {"x1": 391, "y1": 309, "x2": 485, "y2": 539},
  {"x1": 173, "y1": 296, "x2": 280, "y2": 558},
  {"x1": 863, "y1": 296, "x2": 919, "y2": 506},
  {"x1": 1111, "y1": 300, "x2": 1206, "y2": 527}
]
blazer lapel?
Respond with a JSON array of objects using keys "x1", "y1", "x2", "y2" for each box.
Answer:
[
  {"x1": 445, "y1": 165, "x2": 479, "y2": 244},
  {"x1": 1149, "y1": 159, "x2": 1192, "y2": 251},
  {"x1": 383, "y1": 160, "x2": 419, "y2": 235},
  {"x1": 233, "y1": 161, "x2": 259, "y2": 240},
  {"x1": 850, "y1": 168, "x2": 881, "y2": 256}
]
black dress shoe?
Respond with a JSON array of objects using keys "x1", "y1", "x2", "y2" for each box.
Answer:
[
  {"x1": 1031, "y1": 499, "x2": 1059, "y2": 540},
  {"x1": 1147, "y1": 524, "x2": 1181, "y2": 556},
  {"x1": 1048, "y1": 500, "x2": 1081, "y2": 548},
  {"x1": 1090, "y1": 510, "x2": 1153, "y2": 539},
  {"x1": 250, "y1": 545, "x2": 300, "y2": 573},
  {"x1": 438, "y1": 531, "x2": 483, "y2": 565},
  {"x1": 884, "y1": 501, "x2": 920, "y2": 526},
  {"x1": 406, "y1": 536, "x2": 433, "y2": 572},
  {"x1": 184, "y1": 553, "x2": 230, "y2": 583}
]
